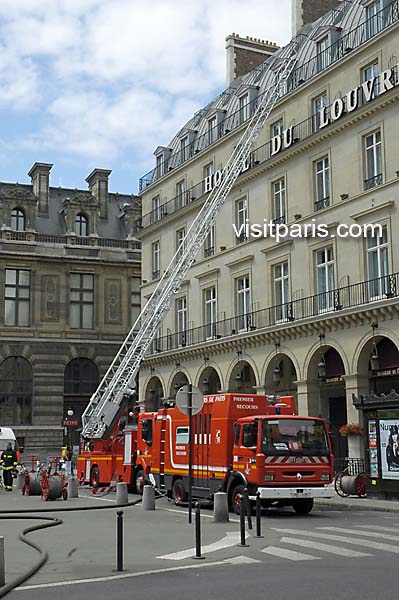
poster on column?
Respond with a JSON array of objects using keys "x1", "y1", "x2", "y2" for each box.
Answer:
[{"x1": 380, "y1": 419, "x2": 399, "y2": 480}]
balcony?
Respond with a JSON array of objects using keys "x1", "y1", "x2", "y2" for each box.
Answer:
[
  {"x1": 149, "y1": 272, "x2": 399, "y2": 355},
  {"x1": 139, "y1": 0, "x2": 399, "y2": 191},
  {"x1": 364, "y1": 173, "x2": 383, "y2": 190},
  {"x1": 0, "y1": 230, "x2": 141, "y2": 251},
  {"x1": 315, "y1": 197, "x2": 330, "y2": 211}
]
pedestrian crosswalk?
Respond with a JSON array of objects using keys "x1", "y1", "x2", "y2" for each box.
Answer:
[{"x1": 260, "y1": 526, "x2": 399, "y2": 562}]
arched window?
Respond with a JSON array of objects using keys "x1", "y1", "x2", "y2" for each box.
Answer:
[
  {"x1": 0, "y1": 357, "x2": 33, "y2": 425},
  {"x1": 11, "y1": 208, "x2": 26, "y2": 231},
  {"x1": 75, "y1": 213, "x2": 88, "y2": 236},
  {"x1": 64, "y1": 358, "x2": 99, "y2": 395}
]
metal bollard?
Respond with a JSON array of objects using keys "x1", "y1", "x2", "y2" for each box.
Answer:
[
  {"x1": 213, "y1": 492, "x2": 229, "y2": 523},
  {"x1": 193, "y1": 502, "x2": 205, "y2": 560},
  {"x1": 15, "y1": 472, "x2": 24, "y2": 491},
  {"x1": 238, "y1": 495, "x2": 249, "y2": 547},
  {"x1": 255, "y1": 492, "x2": 263, "y2": 538},
  {"x1": 243, "y1": 488, "x2": 252, "y2": 530},
  {"x1": 142, "y1": 484, "x2": 156, "y2": 510},
  {"x1": 116, "y1": 511, "x2": 124, "y2": 571},
  {"x1": 0, "y1": 537, "x2": 4, "y2": 586}
]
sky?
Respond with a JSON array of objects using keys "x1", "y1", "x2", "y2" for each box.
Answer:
[{"x1": 0, "y1": 0, "x2": 291, "y2": 196}]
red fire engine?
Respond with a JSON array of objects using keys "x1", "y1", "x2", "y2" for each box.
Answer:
[{"x1": 78, "y1": 393, "x2": 333, "y2": 515}]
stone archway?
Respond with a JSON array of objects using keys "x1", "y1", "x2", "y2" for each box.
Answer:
[
  {"x1": 198, "y1": 367, "x2": 221, "y2": 395},
  {"x1": 228, "y1": 360, "x2": 256, "y2": 394},
  {"x1": 169, "y1": 372, "x2": 189, "y2": 400},
  {"x1": 357, "y1": 335, "x2": 399, "y2": 395},
  {"x1": 144, "y1": 376, "x2": 164, "y2": 412},
  {"x1": 265, "y1": 353, "x2": 298, "y2": 399}
]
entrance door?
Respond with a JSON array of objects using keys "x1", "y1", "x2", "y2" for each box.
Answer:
[{"x1": 328, "y1": 397, "x2": 348, "y2": 469}]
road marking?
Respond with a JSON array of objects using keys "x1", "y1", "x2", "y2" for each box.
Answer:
[
  {"x1": 80, "y1": 495, "x2": 116, "y2": 503},
  {"x1": 355, "y1": 525, "x2": 399, "y2": 532},
  {"x1": 157, "y1": 531, "x2": 247, "y2": 560},
  {"x1": 16, "y1": 556, "x2": 260, "y2": 591},
  {"x1": 262, "y1": 546, "x2": 319, "y2": 561},
  {"x1": 281, "y1": 537, "x2": 371, "y2": 557},
  {"x1": 161, "y1": 507, "x2": 240, "y2": 523},
  {"x1": 319, "y1": 526, "x2": 399, "y2": 541},
  {"x1": 272, "y1": 528, "x2": 399, "y2": 554}
]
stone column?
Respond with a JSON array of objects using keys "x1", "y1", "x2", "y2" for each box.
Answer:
[
  {"x1": 342, "y1": 373, "x2": 369, "y2": 423},
  {"x1": 253, "y1": 385, "x2": 266, "y2": 395},
  {"x1": 294, "y1": 380, "x2": 320, "y2": 416}
]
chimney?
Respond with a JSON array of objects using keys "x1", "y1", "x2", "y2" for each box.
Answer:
[
  {"x1": 28, "y1": 162, "x2": 53, "y2": 214},
  {"x1": 86, "y1": 169, "x2": 112, "y2": 220},
  {"x1": 225, "y1": 33, "x2": 279, "y2": 86},
  {"x1": 292, "y1": 0, "x2": 339, "y2": 35}
]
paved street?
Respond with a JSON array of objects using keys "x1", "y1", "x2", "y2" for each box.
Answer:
[{"x1": 1, "y1": 491, "x2": 399, "y2": 599}]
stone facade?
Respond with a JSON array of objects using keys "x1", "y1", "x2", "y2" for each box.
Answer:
[
  {"x1": 0, "y1": 165, "x2": 141, "y2": 458},
  {"x1": 225, "y1": 34, "x2": 279, "y2": 86},
  {"x1": 137, "y1": 0, "x2": 399, "y2": 466}
]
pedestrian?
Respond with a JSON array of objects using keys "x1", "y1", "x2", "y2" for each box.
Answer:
[{"x1": 0, "y1": 442, "x2": 18, "y2": 492}]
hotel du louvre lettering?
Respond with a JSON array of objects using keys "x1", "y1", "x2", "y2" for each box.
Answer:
[{"x1": 203, "y1": 64, "x2": 399, "y2": 194}]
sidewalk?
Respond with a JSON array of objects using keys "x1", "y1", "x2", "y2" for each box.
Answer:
[{"x1": 315, "y1": 494, "x2": 399, "y2": 513}]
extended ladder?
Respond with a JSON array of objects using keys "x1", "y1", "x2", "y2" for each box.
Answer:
[{"x1": 82, "y1": 42, "x2": 300, "y2": 439}]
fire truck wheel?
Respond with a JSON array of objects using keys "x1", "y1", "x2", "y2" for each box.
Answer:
[
  {"x1": 172, "y1": 479, "x2": 188, "y2": 504},
  {"x1": 292, "y1": 498, "x2": 314, "y2": 515},
  {"x1": 230, "y1": 483, "x2": 245, "y2": 515},
  {"x1": 135, "y1": 469, "x2": 145, "y2": 495},
  {"x1": 90, "y1": 466, "x2": 100, "y2": 488}
]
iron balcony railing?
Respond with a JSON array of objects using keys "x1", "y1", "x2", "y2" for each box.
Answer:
[
  {"x1": 0, "y1": 230, "x2": 141, "y2": 250},
  {"x1": 364, "y1": 173, "x2": 383, "y2": 190},
  {"x1": 139, "y1": 0, "x2": 399, "y2": 192},
  {"x1": 148, "y1": 272, "x2": 399, "y2": 354},
  {"x1": 315, "y1": 197, "x2": 331, "y2": 211},
  {"x1": 136, "y1": 61, "x2": 398, "y2": 231}
]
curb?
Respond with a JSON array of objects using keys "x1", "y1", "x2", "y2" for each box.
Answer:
[{"x1": 314, "y1": 500, "x2": 399, "y2": 513}]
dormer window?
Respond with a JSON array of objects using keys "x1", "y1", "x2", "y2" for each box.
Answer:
[
  {"x1": 365, "y1": 0, "x2": 384, "y2": 37},
  {"x1": 11, "y1": 208, "x2": 25, "y2": 231},
  {"x1": 208, "y1": 115, "x2": 217, "y2": 144},
  {"x1": 180, "y1": 136, "x2": 189, "y2": 163},
  {"x1": 317, "y1": 36, "x2": 330, "y2": 71},
  {"x1": 75, "y1": 213, "x2": 88, "y2": 236},
  {"x1": 238, "y1": 93, "x2": 250, "y2": 124}
]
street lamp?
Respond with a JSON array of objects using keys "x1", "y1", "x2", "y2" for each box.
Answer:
[
  {"x1": 317, "y1": 333, "x2": 327, "y2": 380},
  {"x1": 273, "y1": 341, "x2": 281, "y2": 386}
]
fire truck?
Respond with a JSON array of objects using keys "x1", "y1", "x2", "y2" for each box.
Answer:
[{"x1": 78, "y1": 394, "x2": 334, "y2": 515}]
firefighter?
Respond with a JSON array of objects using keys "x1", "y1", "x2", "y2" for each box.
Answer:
[{"x1": 0, "y1": 442, "x2": 18, "y2": 492}]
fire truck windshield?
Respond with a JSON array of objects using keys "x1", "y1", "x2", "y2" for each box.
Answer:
[{"x1": 261, "y1": 419, "x2": 329, "y2": 456}]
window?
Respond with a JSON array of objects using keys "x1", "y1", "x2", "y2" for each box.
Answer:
[
  {"x1": 204, "y1": 286, "x2": 217, "y2": 339},
  {"x1": 64, "y1": 358, "x2": 99, "y2": 395},
  {"x1": 203, "y1": 162, "x2": 214, "y2": 194},
  {"x1": 176, "y1": 426, "x2": 189, "y2": 445},
  {"x1": 239, "y1": 93, "x2": 249, "y2": 124},
  {"x1": 176, "y1": 227, "x2": 186, "y2": 259},
  {"x1": 363, "y1": 61, "x2": 380, "y2": 98},
  {"x1": 235, "y1": 198, "x2": 248, "y2": 244},
  {"x1": 151, "y1": 327, "x2": 162, "y2": 353},
  {"x1": 152, "y1": 241, "x2": 160, "y2": 279},
  {"x1": 316, "y1": 248, "x2": 335, "y2": 312},
  {"x1": 316, "y1": 37, "x2": 330, "y2": 71},
  {"x1": 0, "y1": 357, "x2": 33, "y2": 425},
  {"x1": 176, "y1": 296, "x2": 187, "y2": 346},
  {"x1": 242, "y1": 422, "x2": 258, "y2": 447},
  {"x1": 274, "y1": 262, "x2": 289, "y2": 322},
  {"x1": 208, "y1": 116, "x2": 217, "y2": 144},
  {"x1": 5, "y1": 269, "x2": 30, "y2": 327},
  {"x1": 366, "y1": 0, "x2": 383, "y2": 37},
  {"x1": 364, "y1": 130, "x2": 382, "y2": 189},
  {"x1": 151, "y1": 196, "x2": 161, "y2": 224},
  {"x1": 11, "y1": 208, "x2": 25, "y2": 232},
  {"x1": 313, "y1": 92, "x2": 328, "y2": 131},
  {"x1": 314, "y1": 156, "x2": 330, "y2": 210},
  {"x1": 204, "y1": 224, "x2": 215, "y2": 258},
  {"x1": 75, "y1": 213, "x2": 88, "y2": 236},
  {"x1": 176, "y1": 180, "x2": 188, "y2": 209},
  {"x1": 236, "y1": 275, "x2": 251, "y2": 331},
  {"x1": 131, "y1": 277, "x2": 141, "y2": 326},
  {"x1": 367, "y1": 226, "x2": 389, "y2": 299},
  {"x1": 272, "y1": 178, "x2": 286, "y2": 224},
  {"x1": 180, "y1": 136, "x2": 189, "y2": 163},
  {"x1": 70, "y1": 273, "x2": 94, "y2": 329},
  {"x1": 271, "y1": 119, "x2": 284, "y2": 139},
  {"x1": 156, "y1": 155, "x2": 163, "y2": 179}
]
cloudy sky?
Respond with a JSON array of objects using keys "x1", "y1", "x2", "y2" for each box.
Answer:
[{"x1": 0, "y1": 0, "x2": 291, "y2": 195}]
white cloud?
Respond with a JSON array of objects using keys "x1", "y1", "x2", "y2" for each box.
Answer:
[{"x1": 0, "y1": 0, "x2": 291, "y2": 168}]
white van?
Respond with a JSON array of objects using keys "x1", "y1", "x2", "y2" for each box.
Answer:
[{"x1": 0, "y1": 427, "x2": 20, "y2": 461}]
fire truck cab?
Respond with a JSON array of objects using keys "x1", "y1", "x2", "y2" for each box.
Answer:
[{"x1": 143, "y1": 393, "x2": 333, "y2": 515}]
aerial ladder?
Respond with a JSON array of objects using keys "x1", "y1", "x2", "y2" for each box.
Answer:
[{"x1": 81, "y1": 40, "x2": 301, "y2": 440}]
